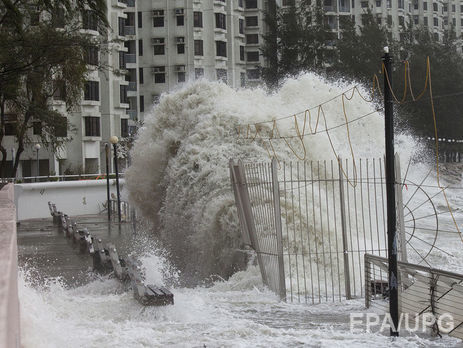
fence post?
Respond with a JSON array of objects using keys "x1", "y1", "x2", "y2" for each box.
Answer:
[
  {"x1": 229, "y1": 160, "x2": 252, "y2": 246},
  {"x1": 365, "y1": 255, "x2": 371, "y2": 308},
  {"x1": 230, "y1": 160, "x2": 268, "y2": 286},
  {"x1": 394, "y1": 154, "x2": 407, "y2": 263},
  {"x1": 271, "y1": 158, "x2": 287, "y2": 301},
  {"x1": 338, "y1": 157, "x2": 352, "y2": 300}
]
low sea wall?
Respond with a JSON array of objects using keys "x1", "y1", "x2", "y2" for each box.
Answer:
[
  {"x1": 15, "y1": 179, "x2": 125, "y2": 221},
  {"x1": 0, "y1": 184, "x2": 20, "y2": 348}
]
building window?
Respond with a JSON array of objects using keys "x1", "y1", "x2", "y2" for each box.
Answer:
[
  {"x1": 414, "y1": 0, "x2": 418, "y2": 9},
  {"x1": 121, "y1": 119, "x2": 129, "y2": 138},
  {"x1": 433, "y1": 2, "x2": 437, "y2": 11},
  {"x1": 177, "y1": 14, "x2": 184, "y2": 26},
  {"x1": 119, "y1": 52, "x2": 126, "y2": 69},
  {"x1": 195, "y1": 68, "x2": 204, "y2": 79},
  {"x1": 194, "y1": 12, "x2": 203, "y2": 27},
  {"x1": 140, "y1": 95, "x2": 144, "y2": 112},
  {"x1": 216, "y1": 69, "x2": 227, "y2": 83},
  {"x1": 216, "y1": 41, "x2": 227, "y2": 57},
  {"x1": 153, "y1": 10, "x2": 164, "y2": 27},
  {"x1": 399, "y1": 16, "x2": 404, "y2": 26},
  {"x1": 424, "y1": 17, "x2": 428, "y2": 26},
  {"x1": 53, "y1": 80, "x2": 66, "y2": 101},
  {"x1": 54, "y1": 117, "x2": 67, "y2": 137},
  {"x1": 120, "y1": 85, "x2": 128, "y2": 104},
  {"x1": 194, "y1": 40, "x2": 203, "y2": 56},
  {"x1": 452, "y1": 4, "x2": 455, "y2": 12},
  {"x1": 138, "y1": 11, "x2": 142, "y2": 28},
  {"x1": 238, "y1": 0, "x2": 244, "y2": 7},
  {"x1": 245, "y1": 0, "x2": 258, "y2": 9},
  {"x1": 4, "y1": 122, "x2": 16, "y2": 136},
  {"x1": 138, "y1": 39, "x2": 143, "y2": 56},
  {"x1": 240, "y1": 46, "x2": 245, "y2": 61},
  {"x1": 33, "y1": 121, "x2": 42, "y2": 135},
  {"x1": 82, "y1": 10, "x2": 98, "y2": 31},
  {"x1": 177, "y1": 37, "x2": 185, "y2": 54},
  {"x1": 433, "y1": 17, "x2": 438, "y2": 26},
  {"x1": 239, "y1": 18, "x2": 244, "y2": 34},
  {"x1": 247, "y1": 69, "x2": 260, "y2": 80},
  {"x1": 85, "y1": 46, "x2": 98, "y2": 66},
  {"x1": 423, "y1": 2, "x2": 427, "y2": 11},
  {"x1": 84, "y1": 117, "x2": 100, "y2": 137},
  {"x1": 361, "y1": 1, "x2": 368, "y2": 8},
  {"x1": 240, "y1": 72, "x2": 246, "y2": 87},
  {"x1": 434, "y1": 32, "x2": 439, "y2": 41},
  {"x1": 245, "y1": 16, "x2": 258, "y2": 27},
  {"x1": 153, "y1": 38, "x2": 165, "y2": 55},
  {"x1": 413, "y1": 15, "x2": 419, "y2": 24},
  {"x1": 178, "y1": 72, "x2": 185, "y2": 83},
  {"x1": 387, "y1": 15, "x2": 392, "y2": 26},
  {"x1": 398, "y1": 0, "x2": 404, "y2": 9},
  {"x1": 139, "y1": 68, "x2": 144, "y2": 84},
  {"x1": 153, "y1": 66, "x2": 166, "y2": 83},
  {"x1": 215, "y1": 13, "x2": 226, "y2": 29},
  {"x1": 118, "y1": 17, "x2": 125, "y2": 36},
  {"x1": 84, "y1": 81, "x2": 99, "y2": 101},
  {"x1": 247, "y1": 51, "x2": 259, "y2": 62},
  {"x1": 246, "y1": 34, "x2": 259, "y2": 44},
  {"x1": 376, "y1": 0, "x2": 381, "y2": 7}
]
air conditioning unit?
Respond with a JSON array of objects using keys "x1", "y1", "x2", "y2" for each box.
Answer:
[
  {"x1": 175, "y1": 8, "x2": 184, "y2": 15},
  {"x1": 151, "y1": 38, "x2": 165, "y2": 45},
  {"x1": 176, "y1": 37, "x2": 185, "y2": 44},
  {"x1": 175, "y1": 65, "x2": 186, "y2": 72},
  {"x1": 153, "y1": 10, "x2": 164, "y2": 16},
  {"x1": 152, "y1": 66, "x2": 165, "y2": 73}
]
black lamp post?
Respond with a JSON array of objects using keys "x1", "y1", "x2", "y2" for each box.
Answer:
[
  {"x1": 109, "y1": 136, "x2": 121, "y2": 223},
  {"x1": 105, "y1": 143, "x2": 111, "y2": 221},
  {"x1": 34, "y1": 143, "x2": 41, "y2": 182}
]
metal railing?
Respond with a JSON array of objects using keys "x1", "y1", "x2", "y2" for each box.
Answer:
[
  {"x1": 4, "y1": 173, "x2": 125, "y2": 184},
  {"x1": 230, "y1": 156, "x2": 407, "y2": 303},
  {"x1": 125, "y1": 53, "x2": 136, "y2": 64},
  {"x1": 128, "y1": 81, "x2": 137, "y2": 91},
  {"x1": 365, "y1": 253, "x2": 463, "y2": 340},
  {"x1": 109, "y1": 199, "x2": 134, "y2": 222},
  {"x1": 124, "y1": 26, "x2": 135, "y2": 36}
]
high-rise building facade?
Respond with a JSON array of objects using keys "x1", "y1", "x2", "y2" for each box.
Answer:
[{"x1": 7, "y1": 0, "x2": 462, "y2": 179}]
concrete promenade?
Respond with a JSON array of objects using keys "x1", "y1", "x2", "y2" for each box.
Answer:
[
  {"x1": 0, "y1": 184, "x2": 20, "y2": 348},
  {"x1": 18, "y1": 215, "x2": 137, "y2": 286}
]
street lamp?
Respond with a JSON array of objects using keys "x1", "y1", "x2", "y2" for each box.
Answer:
[
  {"x1": 34, "y1": 143, "x2": 41, "y2": 182},
  {"x1": 105, "y1": 143, "x2": 111, "y2": 221},
  {"x1": 109, "y1": 136, "x2": 121, "y2": 223}
]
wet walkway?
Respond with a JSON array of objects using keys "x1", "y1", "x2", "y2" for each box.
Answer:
[{"x1": 17, "y1": 215, "x2": 136, "y2": 287}]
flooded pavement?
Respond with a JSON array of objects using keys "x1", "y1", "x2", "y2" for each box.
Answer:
[{"x1": 17, "y1": 215, "x2": 136, "y2": 287}]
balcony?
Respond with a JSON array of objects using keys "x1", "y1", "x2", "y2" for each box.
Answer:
[
  {"x1": 124, "y1": 26, "x2": 135, "y2": 36},
  {"x1": 125, "y1": 53, "x2": 136, "y2": 64},
  {"x1": 128, "y1": 81, "x2": 137, "y2": 91}
]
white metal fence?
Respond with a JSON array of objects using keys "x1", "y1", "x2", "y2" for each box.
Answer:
[
  {"x1": 365, "y1": 253, "x2": 463, "y2": 340},
  {"x1": 230, "y1": 156, "x2": 407, "y2": 303}
]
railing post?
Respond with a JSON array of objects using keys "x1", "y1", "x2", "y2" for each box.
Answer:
[
  {"x1": 365, "y1": 254, "x2": 371, "y2": 308},
  {"x1": 271, "y1": 158, "x2": 286, "y2": 301},
  {"x1": 338, "y1": 157, "x2": 352, "y2": 300}
]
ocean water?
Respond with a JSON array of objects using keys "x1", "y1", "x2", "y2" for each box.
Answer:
[{"x1": 19, "y1": 73, "x2": 463, "y2": 347}]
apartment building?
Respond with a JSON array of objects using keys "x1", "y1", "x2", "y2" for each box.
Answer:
[
  {"x1": 319, "y1": 0, "x2": 463, "y2": 42},
  {"x1": 4, "y1": 0, "x2": 130, "y2": 178},
  {"x1": 8, "y1": 0, "x2": 462, "y2": 179},
  {"x1": 131, "y1": 0, "x2": 266, "y2": 122}
]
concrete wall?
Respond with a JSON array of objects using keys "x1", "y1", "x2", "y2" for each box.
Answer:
[
  {"x1": 15, "y1": 179, "x2": 125, "y2": 221},
  {"x1": 0, "y1": 184, "x2": 20, "y2": 348}
]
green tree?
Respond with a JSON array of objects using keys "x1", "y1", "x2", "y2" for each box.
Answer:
[{"x1": 0, "y1": 0, "x2": 108, "y2": 178}]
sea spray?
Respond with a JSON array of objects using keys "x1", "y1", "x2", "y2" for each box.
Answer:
[{"x1": 125, "y1": 73, "x2": 416, "y2": 284}]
